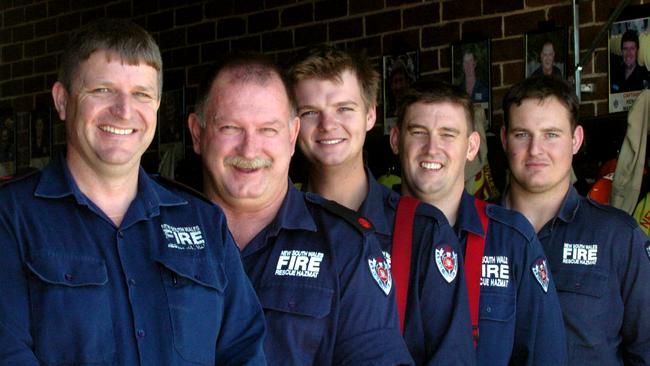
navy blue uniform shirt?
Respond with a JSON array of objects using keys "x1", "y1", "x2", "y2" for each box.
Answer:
[
  {"x1": 240, "y1": 183, "x2": 413, "y2": 366},
  {"x1": 457, "y1": 191, "x2": 567, "y2": 365},
  {"x1": 536, "y1": 186, "x2": 650, "y2": 365},
  {"x1": 359, "y1": 175, "x2": 474, "y2": 366},
  {"x1": 0, "y1": 157, "x2": 266, "y2": 365}
]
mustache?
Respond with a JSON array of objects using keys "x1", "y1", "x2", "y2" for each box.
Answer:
[{"x1": 224, "y1": 156, "x2": 273, "y2": 169}]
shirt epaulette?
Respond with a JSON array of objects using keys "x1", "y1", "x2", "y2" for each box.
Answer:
[
  {"x1": 0, "y1": 168, "x2": 40, "y2": 189},
  {"x1": 486, "y1": 204, "x2": 537, "y2": 243},
  {"x1": 305, "y1": 193, "x2": 375, "y2": 234},
  {"x1": 151, "y1": 175, "x2": 214, "y2": 205},
  {"x1": 586, "y1": 196, "x2": 641, "y2": 229}
]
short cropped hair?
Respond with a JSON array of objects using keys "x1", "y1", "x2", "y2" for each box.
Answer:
[
  {"x1": 194, "y1": 52, "x2": 296, "y2": 127},
  {"x1": 621, "y1": 29, "x2": 640, "y2": 49},
  {"x1": 288, "y1": 45, "x2": 380, "y2": 109},
  {"x1": 396, "y1": 79, "x2": 475, "y2": 134},
  {"x1": 58, "y1": 18, "x2": 162, "y2": 97},
  {"x1": 502, "y1": 76, "x2": 579, "y2": 131}
]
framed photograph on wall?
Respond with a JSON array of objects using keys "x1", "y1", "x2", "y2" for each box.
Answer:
[
  {"x1": 158, "y1": 88, "x2": 185, "y2": 163},
  {"x1": 452, "y1": 39, "x2": 491, "y2": 129},
  {"x1": 608, "y1": 6, "x2": 650, "y2": 113},
  {"x1": 30, "y1": 109, "x2": 52, "y2": 169},
  {"x1": 525, "y1": 28, "x2": 567, "y2": 79},
  {"x1": 382, "y1": 51, "x2": 419, "y2": 135},
  {"x1": 0, "y1": 109, "x2": 17, "y2": 177}
]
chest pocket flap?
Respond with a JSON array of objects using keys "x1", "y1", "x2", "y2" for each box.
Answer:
[
  {"x1": 258, "y1": 284, "x2": 334, "y2": 318},
  {"x1": 479, "y1": 292, "x2": 516, "y2": 322},
  {"x1": 155, "y1": 254, "x2": 226, "y2": 292},
  {"x1": 27, "y1": 254, "x2": 107, "y2": 287},
  {"x1": 553, "y1": 268, "x2": 608, "y2": 298}
]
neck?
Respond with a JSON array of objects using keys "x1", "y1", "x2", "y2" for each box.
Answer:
[
  {"x1": 66, "y1": 153, "x2": 139, "y2": 227},
  {"x1": 406, "y1": 181, "x2": 464, "y2": 227},
  {"x1": 306, "y1": 159, "x2": 368, "y2": 211},
  {"x1": 506, "y1": 179, "x2": 570, "y2": 233},
  {"x1": 206, "y1": 187, "x2": 287, "y2": 250}
]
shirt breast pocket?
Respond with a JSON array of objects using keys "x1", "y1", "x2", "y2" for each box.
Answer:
[
  {"x1": 554, "y1": 267, "x2": 609, "y2": 334},
  {"x1": 479, "y1": 289, "x2": 516, "y2": 349},
  {"x1": 257, "y1": 284, "x2": 334, "y2": 365},
  {"x1": 156, "y1": 255, "x2": 226, "y2": 365},
  {"x1": 26, "y1": 253, "x2": 115, "y2": 365}
]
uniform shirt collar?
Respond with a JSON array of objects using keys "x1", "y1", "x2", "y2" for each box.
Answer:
[
  {"x1": 554, "y1": 185, "x2": 580, "y2": 224},
  {"x1": 456, "y1": 190, "x2": 485, "y2": 237},
  {"x1": 267, "y1": 181, "x2": 318, "y2": 236},
  {"x1": 358, "y1": 169, "x2": 396, "y2": 237},
  {"x1": 34, "y1": 155, "x2": 185, "y2": 223}
]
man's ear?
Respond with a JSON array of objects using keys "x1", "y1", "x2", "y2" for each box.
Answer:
[
  {"x1": 467, "y1": 131, "x2": 480, "y2": 161},
  {"x1": 365, "y1": 104, "x2": 377, "y2": 131},
  {"x1": 500, "y1": 126, "x2": 508, "y2": 152},
  {"x1": 572, "y1": 125, "x2": 584, "y2": 155},
  {"x1": 187, "y1": 113, "x2": 204, "y2": 155},
  {"x1": 52, "y1": 82, "x2": 68, "y2": 121},
  {"x1": 289, "y1": 116, "x2": 301, "y2": 156},
  {"x1": 389, "y1": 125, "x2": 400, "y2": 155}
]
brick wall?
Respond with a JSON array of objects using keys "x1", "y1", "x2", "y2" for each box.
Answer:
[{"x1": 0, "y1": 0, "x2": 641, "y2": 173}]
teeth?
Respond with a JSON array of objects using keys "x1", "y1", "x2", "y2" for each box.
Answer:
[
  {"x1": 100, "y1": 125, "x2": 134, "y2": 135},
  {"x1": 421, "y1": 161, "x2": 442, "y2": 170},
  {"x1": 319, "y1": 139, "x2": 343, "y2": 145}
]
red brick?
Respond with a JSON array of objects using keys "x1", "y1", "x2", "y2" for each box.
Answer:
[
  {"x1": 262, "y1": 30, "x2": 293, "y2": 52},
  {"x1": 295, "y1": 23, "x2": 327, "y2": 47},
  {"x1": 24, "y1": 75, "x2": 45, "y2": 94},
  {"x1": 48, "y1": 0, "x2": 70, "y2": 17},
  {"x1": 201, "y1": 40, "x2": 229, "y2": 63},
  {"x1": 34, "y1": 18, "x2": 57, "y2": 38},
  {"x1": 579, "y1": 24, "x2": 608, "y2": 51},
  {"x1": 462, "y1": 17, "x2": 502, "y2": 40},
  {"x1": 347, "y1": 36, "x2": 382, "y2": 57},
  {"x1": 176, "y1": 5, "x2": 204, "y2": 26},
  {"x1": 218, "y1": 17, "x2": 246, "y2": 38},
  {"x1": 547, "y1": 4, "x2": 572, "y2": 26},
  {"x1": 366, "y1": 10, "x2": 402, "y2": 35},
  {"x1": 595, "y1": 101, "x2": 608, "y2": 115},
  {"x1": 25, "y1": 3, "x2": 47, "y2": 22},
  {"x1": 4, "y1": 8, "x2": 25, "y2": 27},
  {"x1": 491, "y1": 37, "x2": 523, "y2": 63},
  {"x1": 249, "y1": 10, "x2": 279, "y2": 34},
  {"x1": 443, "y1": 0, "x2": 480, "y2": 21},
  {"x1": 504, "y1": 10, "x2": 546, "y2": 37},
  {"x1": 281, "y1": 4, "x2": 313, "y2": 27},
  {"x1": 350, "y1": 0, "x2": 383, "y2": 15},
  {"x1": 160, "y1": 28, "x2": 186, "y2": 49},
  {"x1": 420, "y1": 49, "x2": 436, "y2": 72},
  {"x1": 440, "y1": 47, "x2": 450, "y2": 69},
  {"x1": 12, "y1": 60, "x2": 33, "y2": 78},
  {"x1": 485, "y1": 0, "x2": 524, "y2": 15},
  {"x1": 526, "y1": 0, "x2": 566, "y2": 7},
  {"x1": 188, "y1": 22, "x2": 215, "y2": 45},
  {"x1": 232, "y1": 35, "x2": 261, "y2": 52},
  {"x1": 13, "y1": 24, "x2": 34, "y2": 43},
  {"x1": 316, "y1": 1, "x2": 348, "y2": 21},
  {"x1": 3, "y1": 44, "x2": 23, "y2": 63},
  {"x1": 593, "y1": 49, "x2": 609, "y2": 74},
  {"x1": 382, "y1": 31, "x2": 419, "y2": 57},
  {"x1": 501, "y1": 61, "x2": 525, "y2": 85},
  {"x1": 387, "y1": 0, "x2": 420, "y2": 7},
  {"x1": 404, "y1": 3, "x2": 439, "y2": 28},
  {"x1": 34, "y1": 55, "x2": 57, "y2": 73},
  {"x1": 81, "y1": 8, "x2": 107, "y2": 26},
  {"x1": 579, "y1": 101, "x2": 596, "y2": 118},
  {"x1": 329, "y1": 17, "x2": 363, "y2": 41},
  {"x1": 106, "y1": 2, "x2": 131, "y2": 19},
  {"x1": 579, "y1": 2, "x2": 594, "y2": 24},
  {"x1": 422, "y1": 22, "x2": 460, "y2": 48},
  {"x1": 491, "y1": 64, "x2": 501, "y2": 86}
]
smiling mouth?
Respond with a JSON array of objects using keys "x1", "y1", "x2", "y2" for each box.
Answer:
[
  {"x1": 318, "y1": 138, "x2": 344, "y2": 145},
  {"x1": 420, "y1": 161, "x2": 442, "y2": 170},
  {"x1": 100, "y1": 125, "x2": 134, "y2": 135}
]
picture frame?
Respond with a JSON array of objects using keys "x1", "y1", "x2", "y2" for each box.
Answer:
[
  {"x1": 158, "y1": 88, "x2": 185, "y2": 162},
  {"x1": 0, "y1": 109, "x2": 17, "y2": 177},
  {"x1": 50, "y1": 107, "x2": 66, "y2": 157},
  {"x1": 525, "y1": 27, "x2": 567, "y2": 79},
  {"x1": 30, "y1": 108, "x2": 52, "y2": 168},
  {"x1": 451, "y1": 39, "x2": 491, "y2": 129},
  {"x1": 608, "y1": 6, "x2": 650, "y2": 113},
  {"x1": 382, "y1": 51, "x2": 419, "y2": 135}
]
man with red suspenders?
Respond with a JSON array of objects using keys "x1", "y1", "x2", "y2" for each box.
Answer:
[
  {"x1": 389, "y1": 80, "x2": 567, "y2": 365},
  {"x1": 289, "y1": 46, "x2": 475, "y2": 365}
]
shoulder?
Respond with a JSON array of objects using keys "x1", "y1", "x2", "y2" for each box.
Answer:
[
  {"x1": 485, "y1": 203, "x2": 537, "y2": 243},
  {"x1": 0, "y1": 169, "x2": 40, "y2": 201},
  {"x1": 150, "y1": 175, "x2": 224, "y2": 217},
  {"x1": 581, "y1": 196, "x2": 640, "y2": 230},
  {"x1": 413, "y1": 199, "x2": 450, "y2": 226},
  {"x1": 304, "y1": 192, "x2": 375, "y2": 236}
]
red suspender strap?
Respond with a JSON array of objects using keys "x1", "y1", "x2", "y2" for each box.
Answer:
[
  {"x1": 464, "y1": 198, "x2": 489, "y2": 348},
  {"x1": 391, "y1": 196, "x2": 420, "y2": 335}
]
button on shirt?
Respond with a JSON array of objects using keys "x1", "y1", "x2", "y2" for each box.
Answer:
[
  {"x1": 0, "y1": 157, "x2": 266, "y2": 365},
  {"x1": 241, "y1": 184, "x2": 413, "y2": 366},
  {"x1": 536, "y1": 186, "x2": 650, "y2": 365},
  {"x1": 359, "y1": 175, "x2": 475, "y2": 366},
  {"x1": 457, "y1": 192, "x2": 567, "y2": 365}
]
